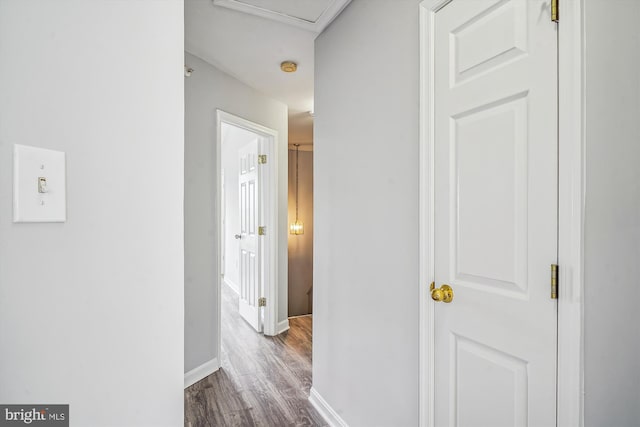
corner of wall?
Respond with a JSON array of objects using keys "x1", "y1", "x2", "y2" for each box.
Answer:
[
  {"x1": 184, "y1": 358, "x2": 220, "y2": 389},
  {"x1": 309, "y1": 387, "x2": 349, "y2": 427}
]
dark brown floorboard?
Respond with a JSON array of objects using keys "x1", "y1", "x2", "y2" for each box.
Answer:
[{"x1": 185, "y1": 283, "x2": 325, "y2": 427}]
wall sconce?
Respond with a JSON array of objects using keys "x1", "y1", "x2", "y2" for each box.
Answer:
[{"x1": 290, "y1": 144, "x2": 304, "y2": 235}]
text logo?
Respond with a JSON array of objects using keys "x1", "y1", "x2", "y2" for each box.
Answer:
[{"x1": 0, "y1": 405, "x2": 68, "y2": 427}]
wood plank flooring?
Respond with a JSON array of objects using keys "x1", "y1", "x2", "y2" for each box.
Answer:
[{"x1": 185, "y1": 283, "x2": 325, "y2": 427}]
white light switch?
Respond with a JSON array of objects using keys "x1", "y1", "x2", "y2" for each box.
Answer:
[{"x1": 13, "y1": 144, "x2": 66, "y2": 223}]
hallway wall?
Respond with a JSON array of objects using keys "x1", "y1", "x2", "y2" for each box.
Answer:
[
  {"x1": 184, "y1": 53, "x2": 288, "y2": 373},
  {"x1": 583, "y1": 1, "x2": 640, "y2": 424},
  {"x1": 313, "y1": 0, "x2": 421, "y2": 425},
  {"x1": 0, "y1": 1, "x2": 184, "y2": 425},
  {"x1": 288, "y1": 148, "x2": 314, "y2": 316}
]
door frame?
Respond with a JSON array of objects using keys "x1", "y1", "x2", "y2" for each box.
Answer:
[
  {"x1": 418, "y1": 1, "x2": 585, "y2": 426},
  {"x1": 216, "y1": 110, "x2": 280, "y2": 347}
]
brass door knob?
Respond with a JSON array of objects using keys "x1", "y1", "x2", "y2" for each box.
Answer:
[{"x1": 430, "y1": 282, "x2": 454, "y2": 303}]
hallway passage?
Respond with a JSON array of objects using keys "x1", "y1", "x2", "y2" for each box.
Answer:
[{"x1": 185, "y1": 283, "x2": 324, "y2": 426}]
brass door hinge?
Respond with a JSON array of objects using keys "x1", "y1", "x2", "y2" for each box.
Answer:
[
  {"x1": 551, "y1": 264, "x2": 558, "y2": 299},
  {"x1": 551, "y1": 0, "x2": 559, "y2": 22},
  {"x1": 258, "y1": 297, "x2": 266, "y2": 307},
  {"x1": 258, "y1": 226, "x2": 266, "y2": 236},
  {"x1": 258, "y1": 155, "x2": 267, "y2": 164}
]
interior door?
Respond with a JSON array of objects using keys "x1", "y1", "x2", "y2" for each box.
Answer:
[
  {"x1": 432, "y1": 1, "x2": 558, "y2": 426},
  {"x1": 238, "y1": 139, "x2": 262, "y2": 332}
]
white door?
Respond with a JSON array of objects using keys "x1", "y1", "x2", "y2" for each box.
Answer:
[
  {"x1": 432, "y1": 1, "x2": 557, "y2": 426},
  {"x1": 238, "y1": 139, "x2": 262, "y2": 332}
]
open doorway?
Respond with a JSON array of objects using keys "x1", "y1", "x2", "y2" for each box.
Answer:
[
  {"x1": 217, "y1": 111, "x2": 279, "y2": 341},
  {"x1": 184, "y1": 109, "x2": 323, "y2": 425},
  {"x1": 287, "y1": 143, "x2": 314, "y2": 318},
  {"x1": 184, "y1": 0, "x2": 323, "y2": 421}
]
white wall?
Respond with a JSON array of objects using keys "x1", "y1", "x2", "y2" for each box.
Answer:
[
  {"x1": 222, "y1": 123, "x2": 259, "y2": 293},
  {"x1": 583, "y1": 1, "x2": 640, "y2": 425},
  {"x1": 185, "y1": 53, "x2": 288, "y2": 373},
  {"x1": 313, "y1": 1, "x2": 421, "y2": 425},
  {"x1": 288, "y1": 148, "x2": 314, "y2": 316},
  {"x1": 0, "y1": 1, "x2": 184, "y2": 426}
]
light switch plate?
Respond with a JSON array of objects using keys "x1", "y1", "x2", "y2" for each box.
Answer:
[{"x1": 13, "y1": 144, "x2": 66, "y2": 223}]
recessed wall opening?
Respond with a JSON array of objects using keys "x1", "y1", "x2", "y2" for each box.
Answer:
[{"x1": 288, "y1": 143, "x2": 314, "y2": 318}]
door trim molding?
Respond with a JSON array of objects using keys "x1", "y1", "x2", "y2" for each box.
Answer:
[
  {"x1": 556, "y1": 1, "x2": 585, "y2": 425},
  {"x1": 216, "y1": 110, "x2": 280, "y2": 350},
  {"x1": 417, "y1": 1, "x2": 585, "y2": 426},
  {"x1": 418, "y1": 2, "x2": 444, "y2": 426}
]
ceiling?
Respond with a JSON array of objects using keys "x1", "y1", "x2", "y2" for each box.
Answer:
[
  {"x1": 226, "y1": 0, "x2": 332, "y2": 22},
  {"x1": 185, "y1": 0, "x2": 351, "y2": 144}
]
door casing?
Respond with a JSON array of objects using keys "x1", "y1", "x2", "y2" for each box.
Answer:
[
  {"x1": 418, "y1": 0, "x2": 585, "y2": 426},
  {"x1": 216, "y1": 110, "x2": 280, "y2": 351}
]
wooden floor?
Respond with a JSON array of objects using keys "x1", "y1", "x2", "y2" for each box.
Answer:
[{"x1": 185, "y1": 283, "x2": 325, "y2": 426}]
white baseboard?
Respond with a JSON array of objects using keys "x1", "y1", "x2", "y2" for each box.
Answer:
[
  {"x1": 288, "y1": 313, "x2": 312, "y2": 319},
  {"x1": 223, "y1": 277, "x2": 239, "y2": 294},
  {"x1": 309, "y1": 387, "x2": 349, "y2": 427},
  {"x1": 184, "y1": 357, "x2": 219, "y2": 389},
  {"x1": 276, "y1": 319, "x2": 290, "y2": 334}
]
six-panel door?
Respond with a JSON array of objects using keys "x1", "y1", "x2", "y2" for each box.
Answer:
[
  {"x1": 433, "y1": 1, "x2": 558, "y2": 425},
  {"x1": 238, "y1": 139, "x2": 262, "y2": 332}
]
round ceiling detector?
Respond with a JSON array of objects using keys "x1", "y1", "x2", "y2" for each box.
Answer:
[{"x1": 280, "y1": 61, "x2": 298, "y2": 73}]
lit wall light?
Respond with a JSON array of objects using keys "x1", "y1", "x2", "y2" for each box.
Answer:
[{"x1": 290, "y1": 144, "x2": 304, "y2": 235}]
